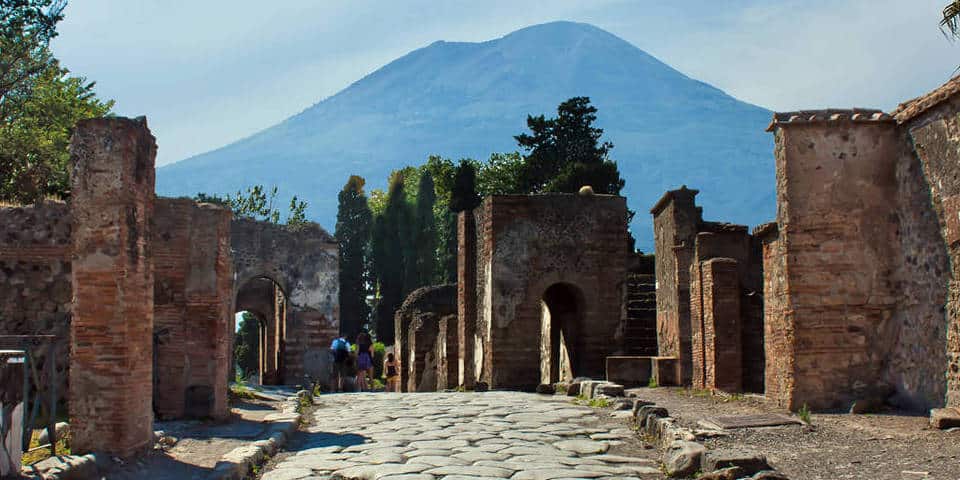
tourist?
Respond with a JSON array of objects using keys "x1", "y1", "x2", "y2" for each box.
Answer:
[
  {"x1": 355, "y1": 330, "x2": 373, "y2": 391},
  {"x1": 384, "y1": 352, "x2": 401, "y2": 392},
  {"x1": 331, "y1": 336, "x2": 351, "y2": 392}
]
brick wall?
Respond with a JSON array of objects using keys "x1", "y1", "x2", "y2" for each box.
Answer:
[
  {"x1": 394, "y1": 284, "x2": 456, "y2": 391},
  {"x1": 456, "y1": 211, "x2": 477, "y2": 388},
  {"x1": 0, "y1": 202, "x2": 71, "y2": 402},
  {"x1": 768, "y1": 114, "x2": 902, "y2": 410},
  {"x1": 474, "y1": 194, "x2": 628, "y2": 390},
  {"x1": 758, "y1": 224, "x2": 794, "y2": 408},
  {"x1": 622, "y1": 254, "x2": 657, "y2": 356},
  {"x1": 651, "y1": 187, "x2": 701, "y2": 385},
  {"x1": 69, "y1": 117, "x2": 156, "y2": 456},
  {"x1": 153, "y1": 198, "x2": 232, "y2": 419}
]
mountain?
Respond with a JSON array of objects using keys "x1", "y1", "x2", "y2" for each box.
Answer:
[{"x1": 156, "y1": 21, "x2": 775, "y2": 252}]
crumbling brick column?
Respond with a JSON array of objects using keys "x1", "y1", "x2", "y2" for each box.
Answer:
[
  {"x1": 69, "y1": 117, "x2": 156, "y2": 456},
  {"x1": 457, "y1": 210, "x2": 477, "y2": 389},
  {"x1": 691, "y1": 258, "x2": 741, "y2": 392}
]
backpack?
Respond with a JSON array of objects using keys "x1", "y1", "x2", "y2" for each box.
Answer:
[{"x1": 332, "y1": 338, "x2": 349, "y2": 362}]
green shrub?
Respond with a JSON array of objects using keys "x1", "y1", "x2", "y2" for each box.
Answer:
[
  {"x1": 372, "y1": 342, "x2": 386, "y2": 379},
  {"x1": 797, "y1": 403, "x2": 812, "y2": 424},
  {"x1": 647, "y1": 377, "x2": 658, "y2": 388}
]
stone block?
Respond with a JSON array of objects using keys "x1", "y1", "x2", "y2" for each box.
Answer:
[
  {"x1": 664, "y1": 440, "x2": 705, "y2": 478},
  {"x1": 652, "y1": 357, "x2": 680, "y2": 386},
  {"x1": 595, "y1": 382, "x2": 625, "y2": 397},
  {"x1": 605, "y1": 356, "x2": 652, "y2": 387},
  {"x1": 930, "y1": 408, "x2": 960, "y2": 429},
  {"x1": 703, "y1": 449, "x2": 770, "y2": 475},
  {"x1": 0, "y1": 351, "x2": 24, "y2": 477}
]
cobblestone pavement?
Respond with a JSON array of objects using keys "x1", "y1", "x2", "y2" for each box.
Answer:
[{"x1": 261, "y1": 391, "x2": 663, "y2": 480}]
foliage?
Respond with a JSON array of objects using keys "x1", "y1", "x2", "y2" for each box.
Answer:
[
  {"x1": 588, "y1": 397, "x2": 610, "y2": 408},
  {"x1": 371, "y1": 175, "x2": 408, "y2": 344},
  {"x1": 797, "y1": 403, "x2": 812, "y2": 424},
  {"x1": 449, "y1": 160, "x2": 481, "y2": 212},
  {"x1": 194, "y1": 184, "x2": 309, "y2": 227},
  {"x1": 647, "y1": 377, "x2": 658, "y2": 388},
  {"x1": 414, "y1": 171, "x2": 437, "y2": 287},
  {"x1": 515, "y1": 96, "x2": 625, "y2": 195},
  {"x1": 229, "y1": 382, "x2": 258, "y2": 401},
  {"x1": 423, "y1": 155, "x2": 458, "y2": 283},
  {"x1": 370, "y1": 377, "x2": 385, "y2": 391},
  {"x1": 476, "y1": 152, "x2": 524, "y2": 196},
  {"x1": 1, "y1": 0, "x2": 65, "y2": 115},
  {"x1": 943, "y1": 1, "x2": 960, "y2": 38},
  {"x1": 336, "y1": 175, "x2": 373, "y2": 339},
  {"x1": 0, "y1": 60, "x2": 112, "y2": 203},
  {"x1": 234, "y1": 312, "x2": 260, "y2": 379},
  {"x1": 371, "y1": 341, "x2": 386, "y2": 379}
]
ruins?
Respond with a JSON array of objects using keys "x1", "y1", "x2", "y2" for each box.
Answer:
[
  {"x1": 0, "y1": 117, "x2": 340, "y2": 455},
  {"x1": 395, "y1": 76, "x2": 960, "y2": 430},
  {"x1": 649, "y1": 85, "x2": 960, "y2": 421}
]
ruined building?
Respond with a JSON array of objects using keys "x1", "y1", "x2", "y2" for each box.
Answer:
[
  {"x1": 652, "y1": 77, "x2": 960, "y2": 424},
  {"x1": 394, "y1": 192, "x2": 634, "y2": 392},
  {"x1": 0, "y1": 118, "x2": 339, "y2": 455}
]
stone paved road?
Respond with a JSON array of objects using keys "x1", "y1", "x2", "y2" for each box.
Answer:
[{"x1": 261, "y1": 391, "x2": 663, "y2": 480}]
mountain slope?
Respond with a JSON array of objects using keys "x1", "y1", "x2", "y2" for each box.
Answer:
[{"x1": 157, "y1": 21, "x2": 775, "y2": 252}]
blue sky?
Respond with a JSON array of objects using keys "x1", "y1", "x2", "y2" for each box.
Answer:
[{"x1": 52, "y1": 0, "x2": 957, "y2": 166}]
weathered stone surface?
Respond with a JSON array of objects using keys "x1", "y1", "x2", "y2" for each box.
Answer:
[
  {"x1": 703, "y1": 449, "x2": 770, "y2": 475},
  {"x1": 595, "y1": 383, "x2": 625, "y2": 397},
  {"x1": 663, "y1": 441, "x2": 705, "y2": 478},
  {"x1": 930, "y1": 408, "x2": 960, "y2": 429},
  {"x1": 69, "y1": 117, "x2": 156, "y2": 457},
  {"x1": 536, "y1": 383, "x2": 556, "y2": 395},
  {"x1": 462, "y1": 195, "x2": 628, "y2": 390},
  {"x1": 699, "y1": 466, "x2": 744, "y2": 480},
  {"x1": 554, "y1": 439, "x2": 610, "y2": 455}
]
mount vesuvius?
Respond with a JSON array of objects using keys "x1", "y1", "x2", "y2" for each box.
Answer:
[{"x1": 156, "y1": 21, "x2": 775, "y2": 252}]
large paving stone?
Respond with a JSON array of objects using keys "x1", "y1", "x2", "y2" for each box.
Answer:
[{"x1": 554, "y1": 439, "x2": 610, "y2": 455}]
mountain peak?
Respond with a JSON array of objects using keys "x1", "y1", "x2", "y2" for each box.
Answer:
[{"x1": 157, "y1": 22, "x2": 774, "y2": 252}]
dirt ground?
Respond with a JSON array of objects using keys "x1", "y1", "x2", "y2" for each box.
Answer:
[{"x1": 634, "y1": 387, "x2": 960, "y2": 480}]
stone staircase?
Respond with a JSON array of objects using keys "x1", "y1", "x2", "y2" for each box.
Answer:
[{"x1": 623, "y1": 272, "x2": 658, "y2": 356}]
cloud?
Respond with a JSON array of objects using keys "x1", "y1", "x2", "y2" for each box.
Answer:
[{"x1": 51, "y1": 0, "x2": 959, "y2": 165}]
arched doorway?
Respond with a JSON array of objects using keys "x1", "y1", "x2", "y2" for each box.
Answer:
[
  {"x1": 540, "y1": 283, "x2": 585, "y2": 385},
  {"x1": 234, "y1": 276, "x2": 287, "y2": 385}
]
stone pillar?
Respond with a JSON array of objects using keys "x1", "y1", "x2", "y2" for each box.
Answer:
[
  {"x1": 457, "y1": 210, "x2": 477, "y2": 388},
  {"x1": 69, "y1": 117, "x2": 156, "y2": 456},
  {"x1": 702, "y1": 258, "x2": 742, "y2": 392},
  {"x1": 0, "y1": 350, "x2": 24, "y2": 477}
]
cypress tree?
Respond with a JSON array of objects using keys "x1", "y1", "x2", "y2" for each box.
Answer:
[{"x1": 335, "y1": 175, "x2": 373, "y2": 339}]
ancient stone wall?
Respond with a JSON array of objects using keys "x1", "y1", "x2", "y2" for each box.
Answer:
[
  {"x1": 69, "y1": 117, "x2": 156, "y2": 456},
  {"x1": 691, "y1": 258, "x2": 741, "y2": 392},
  {"x1": 766, "y1": 112, "x2": 903, "y2": 410},
  {"x1": 153, "y1": 198, "x2": 232, "y2": 419},
  {"x1": 0, "y1": 202, "x2": 71, "y2": 400},
  {"x1": 651, "y1": 187, "x2": 701, "y2": 385},
  {"x1": 394, "y1": 284, "x2": 456, "y2": 392},
  {"x1": 474, "y1": 194, "x2": 628, "y2": 390},
  {"x1": 457, "y1": 211, "x2": 478, "y2": 388},
  {"x1": 231, "y1": 219, "x2": 339, "y2": 382},
  {"x1": 896, "y1": 87, "x2": 960, "y2": 409}
]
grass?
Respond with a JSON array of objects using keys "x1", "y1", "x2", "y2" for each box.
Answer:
[
  {"x1": 21, "y1": 430, "x2": 71, "y2": 466},
  {"x1": 588, "y1": 397, "x2": 610, "y2": 408},
  {"x1": 796, "y1": 403, "x2": 812, "y2": 424},
  {"x1": 371, "y1": 378, "x2": 385, "y2": 391},
  {"x1": 647, "y1": 377, "x2": 659, "y2": 388},
  {"x1": 555, "y1": 383, "x2": 568, "y2": 395},
  {"x1": 229, "y1": 382, "x2": 258, "y2": 401}
]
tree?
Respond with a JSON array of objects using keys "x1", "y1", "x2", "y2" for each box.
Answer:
[
  {"x1": 449, "y1": 160, "x2": 481, "y2": 212},
  {"x1": 194, "y1": 185, "x2": 310, "y2": 228},
  {"x1": 0, "y1": 60, "x2": 113, "y2": 203},
  {"x1": 423, "y1": 156, "x2": 458, "y2": 283},
  {"x1": 515, "y1": 96, "x2": 625, "y2": 195},
  {"x1": 371, "y1": 175, "x2": 409, "y2": 344},
  {"x1": 335, "y1": 175, "x2": 372, "y2": 339},
  {"x1": 1, "y1": 0, "x2": 65, "y2": 116},
  {"x1": 234, "y1": 312, "x2": 260, "y2": 380},
  {"x1": 414, "y1": 171, "x2": 437, "y2": 287},
  {"x1": 476, "y1": 152, "x2": 524, "y2": 196},
  {"x1": 943, "y1": 1, "x2": 960, "y2": 37}
]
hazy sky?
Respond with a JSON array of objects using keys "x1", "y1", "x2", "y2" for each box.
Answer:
[{"x1": 52, "y1": 0, "x2": 958, "y2": 166}]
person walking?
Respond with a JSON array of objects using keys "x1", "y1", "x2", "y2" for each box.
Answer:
[
  {"x1": 331, "y1": 336, "x2": 351, "y2": 392},
  {"x1": 384, "y1": 352, "x2": 401, "y2": 393},
  {"x1": 355, "y1": 330, "x2": 373, "y2": 391}
]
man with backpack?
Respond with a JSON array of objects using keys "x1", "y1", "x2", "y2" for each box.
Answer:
[{"x1": 331, "y1": 336, "x2": 351, "y2": 392}]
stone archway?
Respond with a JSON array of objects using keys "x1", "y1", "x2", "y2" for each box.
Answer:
[
  {"x1": 540, "y1": 283, "x2": 586, "y2": 385},
  {"x1": 230, "y1": 218, "x2": 339, "y2": 383},
  {"x1": 235, "y1": 276, "x2": 287, "y2": 385}
]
